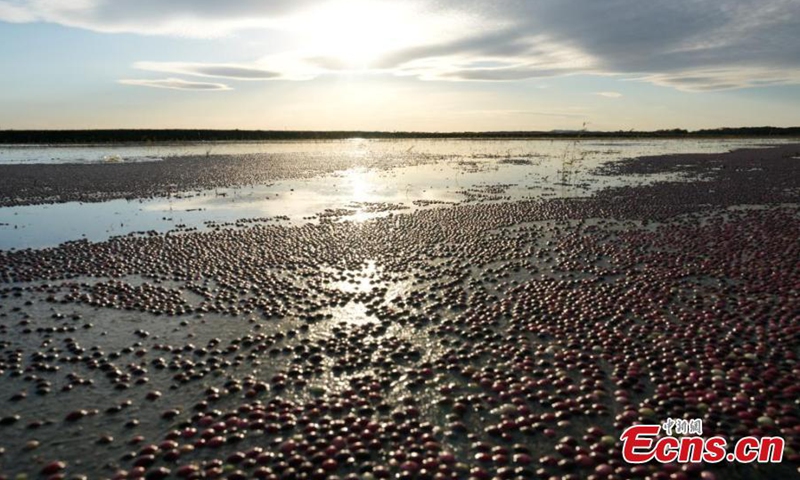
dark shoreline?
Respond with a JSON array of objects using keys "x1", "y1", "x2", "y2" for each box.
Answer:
[{"x1": 2, "y1": 127, "x2": 800, "y2": 144}]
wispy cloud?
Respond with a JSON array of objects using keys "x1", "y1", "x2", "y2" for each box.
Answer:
[
  {"x1": 134, "y1": 62, "x2": 282, "y2": 80},
  {"x1": 3, "y1": 0, "x2": 799, "y2": 91},
  {"x1": 118, "y1": 78, "x2": 232, "y2": 91},
  {"x1": 595, "y1": 91, "x2": 623, "y2": 98},
  {"x1": 637, "y1": 67, "x2": 800, "y2": 91},
  {"x1": 134, "y1": 54, "x2": 324, "y2": 81},
  {"x1": 0, "y1": 0, "x2": 310, "y2": 37},
  {"x1": 0, "y1": 1, "x2": 36, "y2": 22}
]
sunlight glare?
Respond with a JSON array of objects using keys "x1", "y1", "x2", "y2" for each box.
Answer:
[
  {"x1": 286, "y1": 1, "x2": 437, "y2": 70},
  {"x1": 345, "y1": 168, "x2": 374, "y2": 202}
]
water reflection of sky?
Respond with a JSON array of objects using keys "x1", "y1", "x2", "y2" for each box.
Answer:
[
  {"x1": 0, "y1": 138, "x2": 790, "y2": 165},
  {"x1": 0, "y1": 139, "x2": 789, "y2": 250}
]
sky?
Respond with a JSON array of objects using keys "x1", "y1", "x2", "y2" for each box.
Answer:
[{"x1": 0, "y1": 0, "x2": 798, "y2": 132}]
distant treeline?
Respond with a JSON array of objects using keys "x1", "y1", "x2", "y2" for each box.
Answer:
[{"x1": 1, "y1": 127, "x2": 799, "y2": 144}]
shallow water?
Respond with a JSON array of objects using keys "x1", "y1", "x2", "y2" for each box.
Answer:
[
  {"x1": 0, "y1": 138, "x2": 787, "y2": 250},
  {"x1": 0, "y1": 137, "x2": 789, "y2": 165}
]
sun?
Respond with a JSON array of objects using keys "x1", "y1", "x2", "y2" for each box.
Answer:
[{"x1": 287, "y1": 1, "x2": 431, "y2": 70}]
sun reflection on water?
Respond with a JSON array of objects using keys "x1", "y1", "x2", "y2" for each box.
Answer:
[
  {"x1": 345, "y1": 168, "x2": 374, "y2": 203},
  {"x1": 326, "y1": 259, "x2": 380, "y2": 294},
  {"x1": 329, "y1": 302, "x2": 375, "y2": 326}
]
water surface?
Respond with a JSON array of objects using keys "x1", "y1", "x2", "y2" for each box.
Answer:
[{"x1": 0, "y1": 138, "x2": 788, "y2": 249}]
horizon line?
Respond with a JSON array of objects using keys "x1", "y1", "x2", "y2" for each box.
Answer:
[{"x1": 1, "y1": 127, "x2": 799, "y2": 144}]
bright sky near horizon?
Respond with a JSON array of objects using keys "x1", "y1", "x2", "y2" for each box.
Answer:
[{"x1": 0, "y1": 0, "x2": 798, "y2": 131}]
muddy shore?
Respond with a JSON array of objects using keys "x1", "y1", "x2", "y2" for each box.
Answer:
[
  {"x1": 0, "y1": 151, "x2": 440, "y2": 207},
  {"x1": 1, "y1": 144, "x2": 797, "y2": 208}
]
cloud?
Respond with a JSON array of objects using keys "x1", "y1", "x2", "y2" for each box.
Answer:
[
  {"x1": 134, "y1": 62, "x2": 281, "y2": 80},
  {"x1": 134, "y1": 54, "x2": 323, "y2": 81},
  {"x1": 0, "y1": 1, "x2": 36, "y2": 22},
  {"x1": 118, "y1": 78, "x2": 231, "y2": 91},
  {"x1": 3, "y1": 0, "x2": 800, "y2": 91},
  {"x1": 638, "y1": 67, "x2": 800, "y2": 91},
  {"x1": 595, "y1": 92, "x2": 623, "y2": 98},
  {"x1": 386, "y1": 0, "x2": 800, "y2": 90},
  {"x1": 0, "y1": 0, "x2": 314, "y2": 36}
]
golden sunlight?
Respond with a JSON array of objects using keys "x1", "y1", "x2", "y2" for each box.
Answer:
[{"x1": 286, "y1": 1, "x2": 446, "y2": 69}]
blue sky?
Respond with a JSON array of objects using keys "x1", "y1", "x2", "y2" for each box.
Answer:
[{"x1": 1, "y1": 0, "x2": 798, "y2": 131}]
